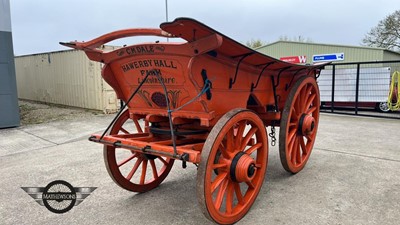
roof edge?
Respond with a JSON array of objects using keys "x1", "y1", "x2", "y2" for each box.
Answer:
[{"x1": 256, "y1": 40, "x2": 400, "y2": 55}]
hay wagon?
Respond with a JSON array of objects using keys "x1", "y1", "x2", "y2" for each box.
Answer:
[{"x1": 61, "y1": 18, "x2": 326, "y2": 224}]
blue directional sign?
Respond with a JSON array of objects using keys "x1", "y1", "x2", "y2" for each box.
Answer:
[{"x1": 312, "y1": 53, "x2": 344, "y2": 62}]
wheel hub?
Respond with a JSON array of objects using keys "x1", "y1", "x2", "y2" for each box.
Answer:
[
  {"x1": 230, "y1": 152, "x2": 256, "y2": 183},
  {"x1": 144, "y1": 153, "x2": 157, "y2": 160},
  {"x1": 298, "y1": 114, "x2": 315, "y2": 136}
]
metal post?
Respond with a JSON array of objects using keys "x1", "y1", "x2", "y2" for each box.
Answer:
[
  {"x1": 165, "y1": 0, "x2": 169, "y2": 42},
  {"x1": 355, "y1": 64, "x2": 360, "y2": 115},
  {"x1": 331, "y1": 65, "x2": 336, "y2": 113},
  {"x1": 165, "y1": 0, "x2": 169, "y2": 22}
]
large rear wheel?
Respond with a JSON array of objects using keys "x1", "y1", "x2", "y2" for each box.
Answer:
[{"x1": 279, "y1": 76, "x2": 320, "y2": 174}]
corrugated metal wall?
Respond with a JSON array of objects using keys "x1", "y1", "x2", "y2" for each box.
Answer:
[
  {"x1": 383, "y1": 51, "x2": 400, "y2": 61},
  {"x1": 383, "y1": 52, "x2": 400, "y2": 73},
  {"x1": 256, "y1": 41, "x2": 400, "y2": 63},
  {"x1": 15, "y1": 50, "x2": 119, "y2": 113}
]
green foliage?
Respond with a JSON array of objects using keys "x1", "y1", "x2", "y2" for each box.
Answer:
[
  {"x1": 245, "y1": 39, "x2": 267, "y2": 49},
  {"x1": 279, "y1": 35, "x2": 313, "y2": 43},
  {"x1": 362, "y1": 10, "x2": 400, "y2": 52}
]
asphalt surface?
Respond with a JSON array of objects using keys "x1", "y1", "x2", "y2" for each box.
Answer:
[{"x1": 1, "y1": 113, "x2": 399, "y2": 225}]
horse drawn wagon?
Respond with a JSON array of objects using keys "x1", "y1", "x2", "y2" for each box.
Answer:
[{"x1": 61, "y1": 18, "x2": 325, "y2": 224}]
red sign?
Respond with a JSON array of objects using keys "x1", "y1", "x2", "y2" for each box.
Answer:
[{"x1": 280, "y1": 55, "x2": 307, "y2": 64}]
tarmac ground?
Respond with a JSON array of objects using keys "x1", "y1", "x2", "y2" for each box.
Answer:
[{"x1": 1, "y1": 113, "x2": 399, "y2": 225}]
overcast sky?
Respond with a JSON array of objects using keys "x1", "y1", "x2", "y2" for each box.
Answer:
[{"x1": 9, "y1": 0, "x2": 399, "y2": 56}]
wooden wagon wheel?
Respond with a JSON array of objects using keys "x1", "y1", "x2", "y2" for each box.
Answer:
[
  {"x1": 279, "y1": 76, "x2": 320, "y2": 174},
  {"x1": 197, "y1": 109, "x2": 268, "y2": 224},
  {"x1": 104, "y1": 110, "x2": 174, "y2": 192}
]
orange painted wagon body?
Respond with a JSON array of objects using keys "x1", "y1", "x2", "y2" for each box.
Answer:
[{"x1": 62, "y1": 18, "x2": 326, "y2": 224}]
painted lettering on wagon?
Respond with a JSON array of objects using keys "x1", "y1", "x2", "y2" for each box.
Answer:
[
  {"x1": 137, "y1": 75, "x2": 176, "y2": 84},
  {"x1": 121, "y1": 59, "x2": 178, "y2": 72},
  {"x1": 137, "y1": 69, "x2": 176, "y2": 84},
  {"x1": 116, "y1": 45, "x2": 167, "y2": 57}
]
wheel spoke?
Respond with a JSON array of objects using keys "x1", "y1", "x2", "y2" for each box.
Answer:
[
  {"x1": 302, "y1": 85, "x2": 312, "y2": 104},
  {"x1": 299, "y1": 85, "x2": 312, "y2": 112},
  {"x1": 299, "y1": 136, "x2": 307, "y2": 155},
  {"x1": 306, "y1": 135, "x2": 312, "y2": 142},
  {"x1": 294, "y1": 97, "x2": 301, "y2": 114},
  {"x1": 288, "y1": 133, "x2": 297, "y2": 156},
  {"x1": 300, "y1": 86, "x2": 308, "y2": 105},
  {"x1": 140, "y1": 160, "x2": 148, "y2": 185},
  {"x1": 307, "y1": 106, "x2": 317, "y2": 114},
  {"x1": 225, "y1": 181, "x2": 234, "y2": 214},
  {"x1": 288, "y1": 128, "x2": 297, "y2": 143},
  {"x1": 235, "y1": 121, "x2": 247, "y2": 147},
  {"x1": 214, "y1": 179, "x2": 229, "y2": 210},
  {"x1": 304, "y1": 85, "x2": 312, "y2": 96},
  {"x1": 304, "y1": 93, "x2": 316, "y2": 112},
  {"x1": 233, "y1": 182, "x2": 244, "y2": 205},
  {"x1": 212, "y1": 163, "x2": 227, "y2": 170},
  {"x1": 126, "y1": 158, "x2": 143, "y2": 181},
  {"x1": 120, "y1": 127, "x2": 130, "y2": 134},
  {"x1": 296, "y1": 137, "x2": 302, "y2": 164},
  {"x1": 117, "y1": 153, "x2": 137, "y2": 167},
  {"x1": 291, "y1": 108, "x2": 300, "y2": 121},
  {"x1": 133, "y1": 119, "x2": 143, "y2": 133},
  {"x1": 211, "y1": 172, "x2": 228, "y2": 193},
  {"x1": 298, "y1": 86, "x2": 307, "y2": 108},
  {"x1": 156, "y1": 156, "x2": 168, "y2": 166},
  {"x1": 150, "y1": 159, "x2": 158, "y2": 179},
  {"x1": 291, "y1": 138, "x2": 299, "y2": 165},
  {"x1": 226, "y1": 128, "x2": 235, "y2": 152},
  {"x1": 246, "y1": 180, "x2": 255, "y2": 189},
  {"x1": 219, "y1": 142, "x2": 231, "y2": 159},
  {"x1": 244, "y1": 142, "x2": 262, "y2": 155},
  {"x1": 240, "y1": 127, "x2": 258, "y2": 150}
]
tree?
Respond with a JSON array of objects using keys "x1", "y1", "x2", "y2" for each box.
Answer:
[
  {"x1": 279, "y1": 35, "x2": 313, "y2": 43},
  {"x1": 245, "y1": 39, "x2": 267, "y2": 48},
  {"x1": 362, "y1": 10, "x2": 400, "y2": 51}
]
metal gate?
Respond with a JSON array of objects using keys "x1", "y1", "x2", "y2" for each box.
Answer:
[{"x1": 319, "y1": 60, "x2": 400, "y2": 119}]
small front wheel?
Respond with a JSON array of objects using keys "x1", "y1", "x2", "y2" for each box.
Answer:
[{"x1": 104, "y1": 110, "x2": 174, "y2": 192}]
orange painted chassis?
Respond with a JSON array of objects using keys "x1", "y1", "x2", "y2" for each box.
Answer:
[{"x1": 61, "y1": 18, "x2": 326, "y2": 164}]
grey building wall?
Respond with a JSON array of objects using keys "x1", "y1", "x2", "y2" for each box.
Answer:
[{"x1": 0, "y1": 0, "x2": 20, "y2": 128}]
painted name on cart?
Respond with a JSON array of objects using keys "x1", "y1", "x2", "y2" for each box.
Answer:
[
  {"x1": 116, "y1": 45, "x2": 166, "y2": 56},
  {"x1": 121, "y1": 59, "x2": 178, "y2": 72},
  {"x1": 121, "y1": 59, "x2": 179, "y2": 84}
]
